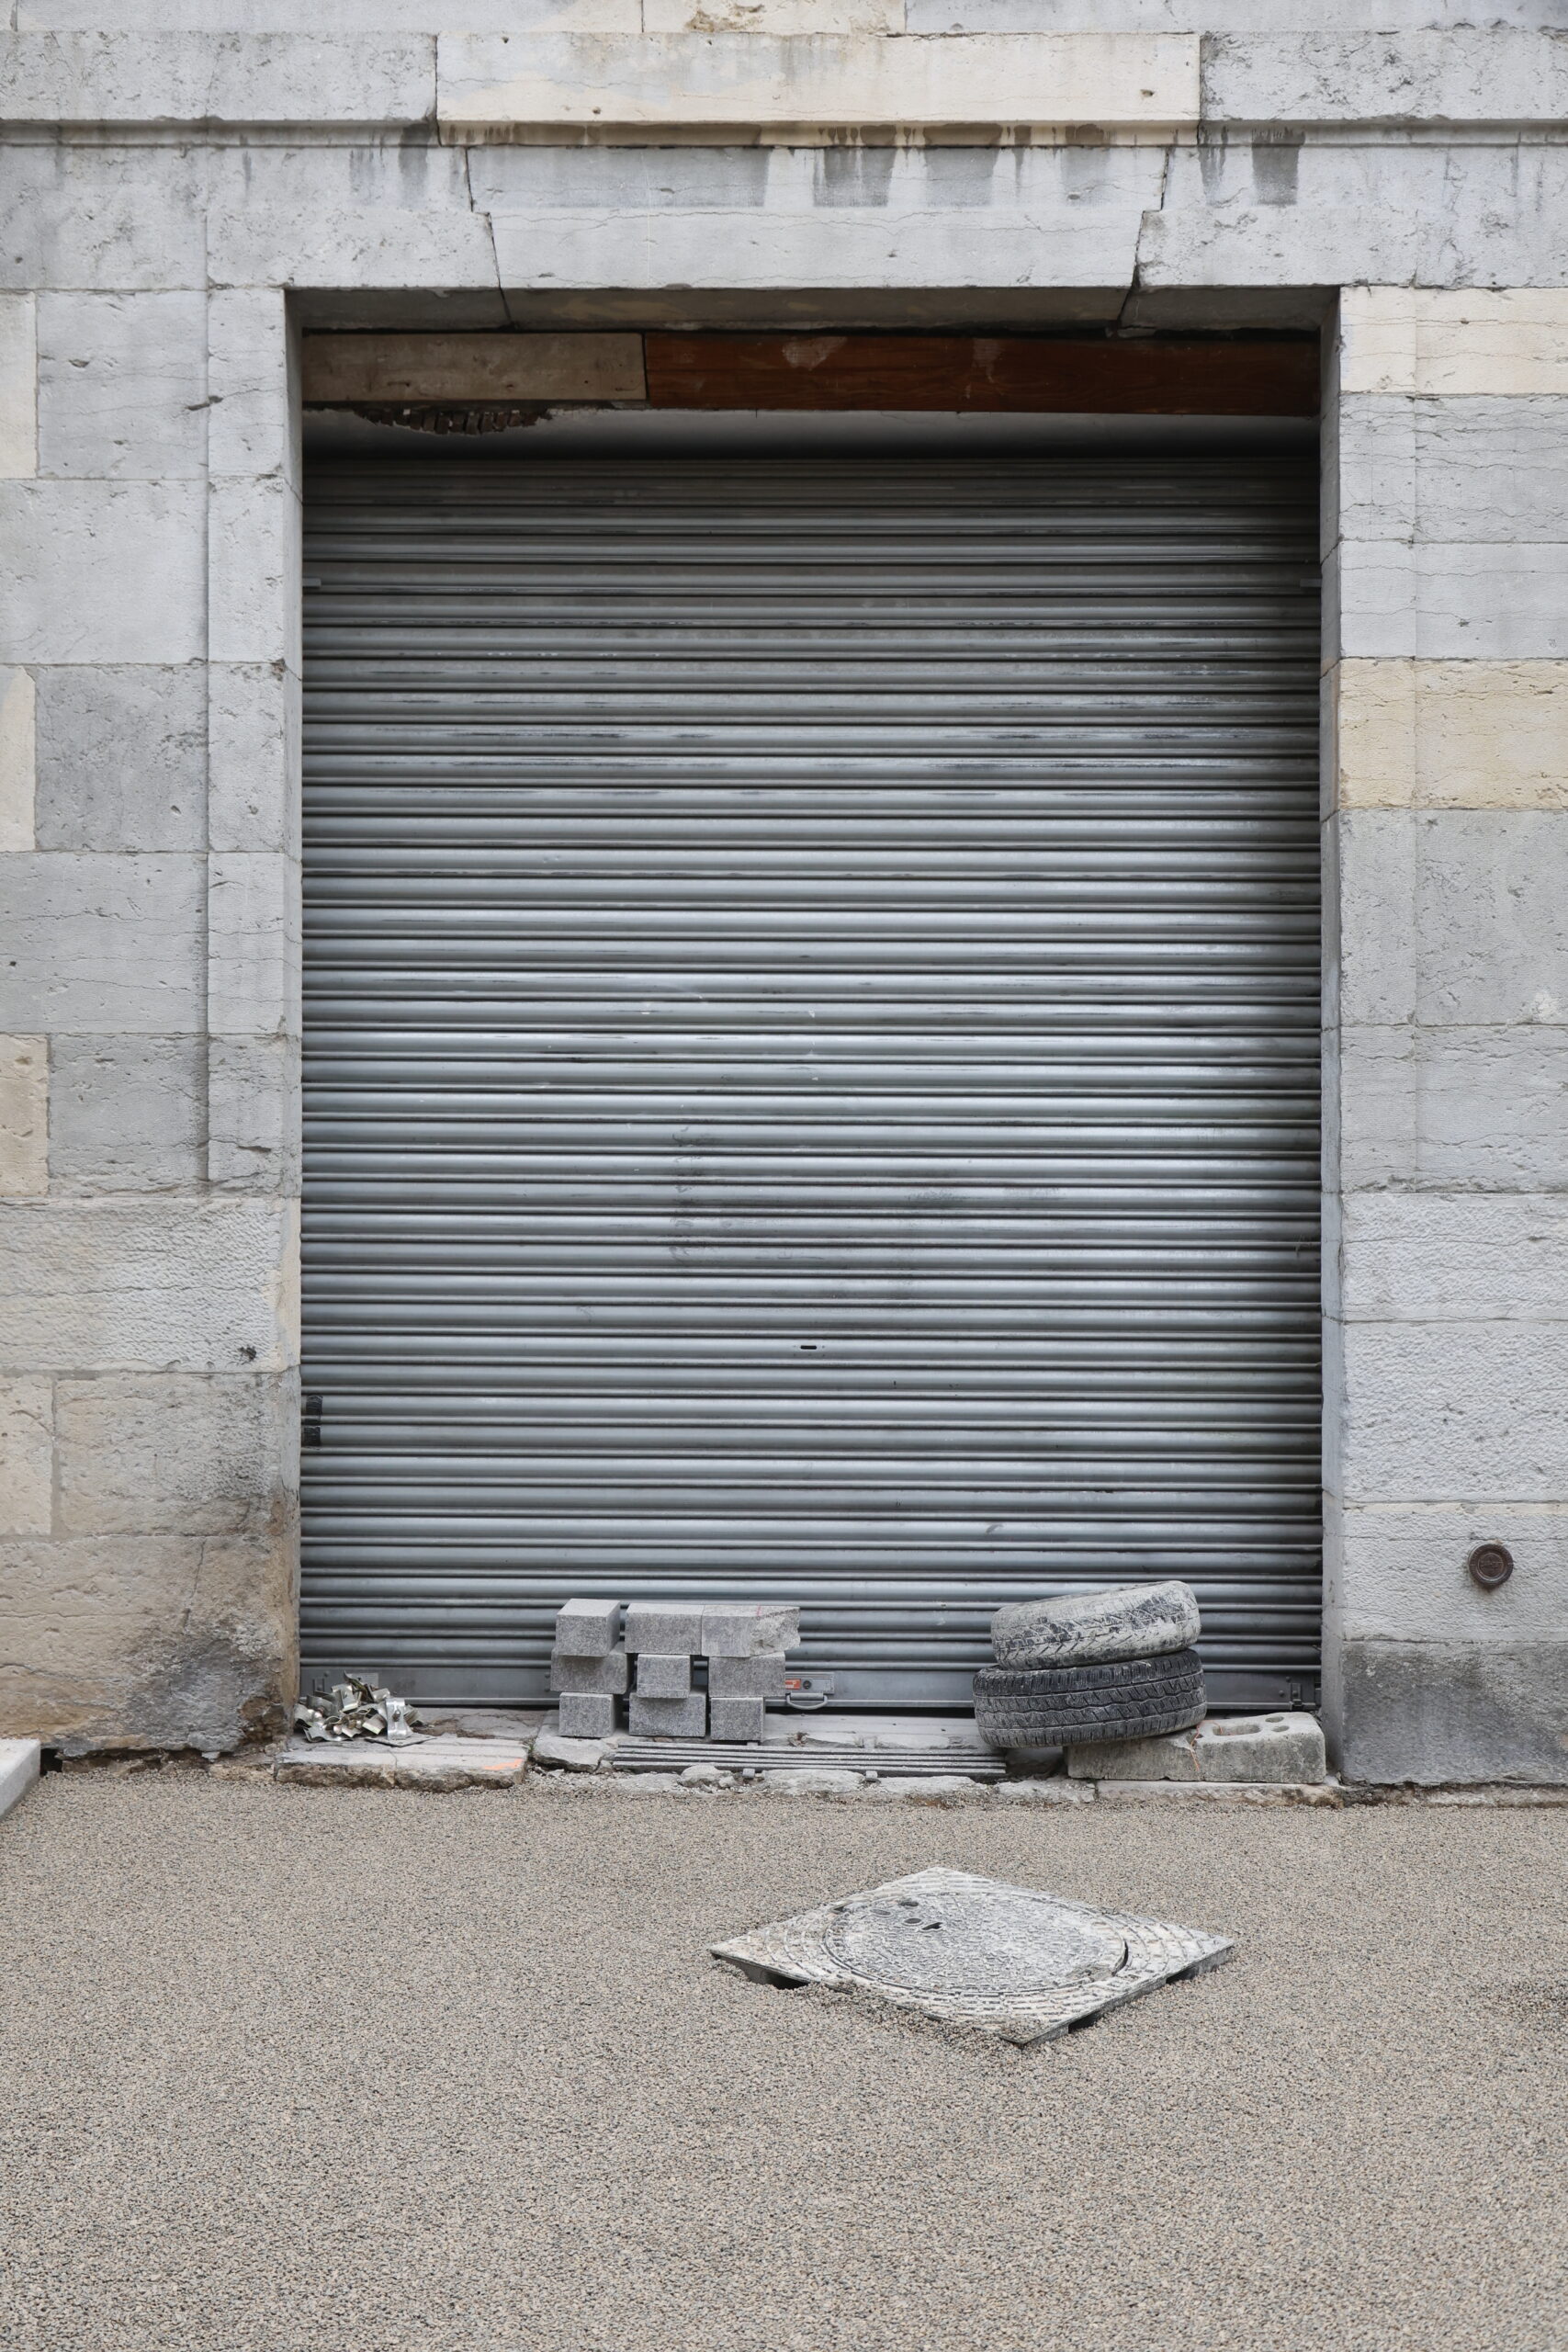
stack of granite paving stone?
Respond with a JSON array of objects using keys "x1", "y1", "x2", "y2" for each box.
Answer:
[{"x1": 549, "y1": 1597, "x2": 801, "y2": 1745}]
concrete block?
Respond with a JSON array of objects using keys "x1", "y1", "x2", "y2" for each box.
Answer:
[
  {"x1": 0, "y1": 144, "x2": 208, "y2": 294},
  {"x1": 762, "y1": 1766, "x2": 859, "y2": 1794},
  {"x1": 0, "y1": 32, "x2": 436, "y2": 125},
  {"x1": 625, "y1": 1600, "x2": 704, "y2": 1654},
  {"x1": 301, "y1": 331, "x2": 646, "y2": 404},
  {"x1": 208, "y1": 854, "x2": 301, "y2": 1040},
  {"x1": 0, "y1": 1036, "x2": 48, "y2": 1198},
  {"x1": 1341, "y1": 288, "x2": 1568, "y2": 400},
  {"x1": 1339, "y1": 1193, "x2": 1568, "y2": 1326},
  {"x1": 708, "y1": 1694, "x2": 765, "y2": 1743},
  {"x1": 706, "y1": 1652, "x2": 787, "y2": 1698},
  {"x1": 533, "y1": 1724, "x2": 612, "y2": 1770},
  {"x1": 628, "y1": 1692, "x2": 707, "y2": 1738},
  {"x1": 208, "y1": 288, "x2": 297, "y2": 482},
  {"x1": 0, "y1": 296, "x2": 36, "y2": 479},
  {"x1": 208, "y1": 662, "x2": 299, "y2": 857},
  {"x1": 0, "y1": 483, "x2": 205, "y2": 666},
  {"x1": 208, "y1": 1035, "x2": 301, "y2": 1194},
  {"x1": 1334, "y1": 1637, "x2": 1568, "y2": 1786},
  {"x1": 34, "y1": 664, "x2": 206, "y2": 852},
  {"x1": 0, "y1": 1377, "x2": 52, "y2": 1536},
  {"x1": 36, "y1": 293, "x2": 207, "y2": 481},
  {"x1": 553, "y1": 1595, "x2": 621, "y2": 1655},
  {"x1": 1336, "y1": 1320, "x2": 1568, "y2": 1505},
  {"x1": 1336, "y1": 1023, "x2": 1568, "y2": 1193},
  {"x1": 0, "y1": 854, "x2": 204, "y2": 1035},
  {"x1": 549, "y1": 1646, "x2": 629, "y2": 1695},
  {"x1": 55, "y1": 1371, "x2": 294, "y2": 1536},
  {"x1": 437, "y1": 32, "x2": 1200, "y2": 141},
  {"x1": 1328, "y1": 1504, "x2": 1568, "y2": 1645},
  {"x1": 1203, "y1": 32, "x2": 1568, "y2": 128},
  {"x1": 0, "y1": 668, "x2": 34, "y2": 852},
  {"x1": 49, "y1": 1035, "x2": 204, "y2": 1193},
  {"x1": 1332, "y1": 660, "x2": 1568, "y2": 815},
  {"x1": 635, "y1": 1652, "x2": 692, "y2": 1698},
  {"x1": 700, "y1": 1601, "x2": 798, "y2": 1657},
  {"x1": 0, "y1": 1530, "x2": 294, "y2": 1751},
  {"x1": 558, "y1": 1691, "x2": 617, "y2": 1738},
  {"x1": 0, "y1": 1739, "x2": 42, "y2": 1823},
  {"x1": 1068, "y1": 1712, "x2": 1326, "y2": 1783},
  {"x1": 0, "y1": 1199, "x2": 299, "y2": 1373},
  {"x1": 208, "y1": 477, "x2": 299, "y2": 669}
]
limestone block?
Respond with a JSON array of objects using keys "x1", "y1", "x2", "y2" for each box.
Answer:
[
  {"x1": 1332, "y1": 660, "x2": 1568, "y2": 815},
  {"x1": 0, "y1": 145, "x2": 208, "y2": 293},
  {"x1": 1334, "y1": 1636, "x2": 1568, "y2": 1786},
  {"x1": 301, "y1": 331, "x2": 646, "y2": 405},
  {"x1": 992, "y1": 1579, "x2": 1200, "y2": 1669},
  {"x1": 708, "y1": 1694, "x2": 765, "y2": 1743},
  {"x1": 1337, "y1": 399, "x2": 1568, "y2": 550},
  {"x1": 0, "y1": 32, "x2": 436, "y2": 124},
  {"x1": 470, "y1": 142, "x2": 772, "y2": 213},
  {"x1": 0, "y1": 483, "x2": 205, "y2": 666},
  {"x1": 0, "y1": 668, "x2": 34, "y2": 853},
  {"x1": 208, "y1": 288, "x2": 297, "y2": 483},
  {"x1": 0, "y1": 1199, "x2": 299, "y2": 1373},
  {"x1": 206, "y1": 142, "x2": 498, "y2": 293},
  {"x1": 1339, "y1": 1193, "x2": 1568, "y2": 1326},
  {"x1": 0, "y1": 1036, "x2": 48, "y2": 1198},
  {"x1": 0, "y1": 296, "x2": 36, "y2": 479},
  {"x1": 706, "y1": 1652, "x2": 787, "y2": 1697},
  {"x1": 908, "y1": 0, "x2": 1537, "y2": 26},
  {"x1": 1203, "y1": 33, "x2": 1568, "y2": 128},
  {"x1": 1329, "y1": 1504, "x2": 1568, "y2": 1644},
  {"x1": 207, "y1": 662, "x2": 299, "y2": 857},
  {"x1": 635, "y1": 1652, "x2": 692, "y2": 1698},
  {"x1": 644, "y1": 0, "x2": 900, "y2": 28},
  {"x1": 19, "y1": 0, "x2": 638, "y2": 28},
  {"x1": 208, "y1": 854, "x2": 300, "y2": 1041},
  {"x1": 1068, "y1": 1713, "x2": 1326, "y2": 1783},
  {"x1": 0, "y1": 1377, "x2": 52, "y2": 1535},
  {"x1": 36, "y1": 293, "x2": 207, "y2": 481},
  {"x1": 209, "y1": 477, "x2": 299, "y2": 670},
  {"x1": 49, "y1": 1035, "x2": 204, "y2": 1193},
  {"x1": 1335, "y1": 1319, "x2": 1568, "y2": 1505},
  {"x1": 34, "y1": 664, "x2": 206, "y2": 852},
  {"x1": 558, "y1": 1691, "x2": 617, "y2": 1738},
  {"x1": 549, "y1": 1645, "x2": 629, "y2": 1694},
  {"x1": 625, "y1": 1600, "x2": 704, "y2": 1653},
  {"x1": 0, "y1": 855, "x2": 204, "y2": 1034},
  {"x1": 628, "y1": 1691, "x2": 706, "y2": 1737},
  {"x1": 553, "y1": 1595, "x2": 621, "y2": 1655},
  {"x1": 701, "y1": 1601, "x2": 798, "y2": 1657},
  {"x1": 54, "y1": 1371, "x2": 294, "y2": 1535},
  {"x1": 1341, "y1": 288, "x2": 1568, "y2": 400},
  {"x1": 1411, "y1": 810, "x2": 1568, "y2": 1026},
  {"x1": 208, "y1": 1035, "x2": 302, "y2": 1194},
  {"x1": 436, "y1": 32, "x2": 1200, "y2": 142},
  {"x1": 1336, "y1": 537, "x2": 1568, "y2": 664},
  {"x1": 1336, "y1": 1023, "x2": 1568, "y2": 1193},
  {"x1": 0, "y1": 1530, "x2": 294, "y2": 1750},
  {"x1": 1330, "y1": 810, "x2": 1416, "y2": 1027}
]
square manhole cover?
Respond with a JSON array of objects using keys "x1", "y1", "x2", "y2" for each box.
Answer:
[{"x1": 712, "y1": 1867, "x2": 1233, "y2": 2043}]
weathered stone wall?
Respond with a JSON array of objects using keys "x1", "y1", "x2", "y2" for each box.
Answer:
[{"x1": 3, "y1": 4, "x2": 1567, "y2": 1774}]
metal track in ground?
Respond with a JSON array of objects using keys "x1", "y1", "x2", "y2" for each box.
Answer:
[{"x1": 610, "y1": 1740, "x2": 1007, "y2": 1779}]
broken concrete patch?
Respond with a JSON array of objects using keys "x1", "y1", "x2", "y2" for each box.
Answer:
[{"x1": 532, "y1": 1727, "x2": 613, "y2": 1772}]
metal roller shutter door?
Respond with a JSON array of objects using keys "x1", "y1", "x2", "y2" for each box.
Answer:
[{"x1": 300, "y1": 453, "x2": 1321, "y2": 1710}]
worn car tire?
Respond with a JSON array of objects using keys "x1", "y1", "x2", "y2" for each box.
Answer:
[{"x1": 973, "y1": 1650, "x2": 1206, "y2": 1748}]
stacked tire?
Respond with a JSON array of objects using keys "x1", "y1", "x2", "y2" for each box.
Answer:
[{"x1": 973, "y1": 1580, "x2": 1206, "y2": 1751}]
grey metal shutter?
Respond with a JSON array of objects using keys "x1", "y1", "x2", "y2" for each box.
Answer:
[{"x1": 301, "y1": 453, "x2": 1320, "y2": 1711}]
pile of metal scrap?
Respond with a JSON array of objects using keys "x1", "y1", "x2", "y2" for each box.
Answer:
[{"x1": 292, "y1": 1676, "x2": 419, "y2": 1746}]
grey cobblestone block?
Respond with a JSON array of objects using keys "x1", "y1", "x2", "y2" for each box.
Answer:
[
  {"x1": 634, "y1": 1652, "x2": 691, "y2": 1699},
  {"x1": 708, "y1": 1695, "x2": 765, "y2": 1744},
  {"x1": 706, "y1": 1652, "x2": 787, "y2": 1699},
  {"x1": 700, "y1": 1602, "x2": 800, "y2": 1658},
  {"x1": 624, "y1": 1600, "x2": 703, "y2": 1655},
  {"x1": 549, "y1": 1646, "x2": 628, "y2": 1696},
  {"x1": 558, "y1": 1692, "x2": 617, "y2": 1739},
  {"x1": 628, "y1": 1692, "x2": 706, "y2": 1740},
  {"x1": 553, "y1": 1597, "x2": 620, "y2": 1657}
]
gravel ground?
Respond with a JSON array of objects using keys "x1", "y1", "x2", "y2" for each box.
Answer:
[{"x1": 1, "y1": 1770, "x2": 1564, "y2": 2352}]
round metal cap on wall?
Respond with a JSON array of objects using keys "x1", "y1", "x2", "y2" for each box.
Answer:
[{"x1": 1467, "y1": 1543, "x2": 1515, "y2": 1591}]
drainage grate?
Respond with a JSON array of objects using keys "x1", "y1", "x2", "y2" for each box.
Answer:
[{"x1": 610, "y1": 1740, "x2": 1007, "y2": 1781}]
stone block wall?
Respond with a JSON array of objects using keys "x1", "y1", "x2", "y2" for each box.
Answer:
[{"x1": 2, "y1": 3, "x2": 1567, "y2": 1775}]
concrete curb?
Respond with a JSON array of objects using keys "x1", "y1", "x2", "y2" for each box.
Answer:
[{"x1": 0, "y1": 1739, "x2": 42, "y2": 1824}]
